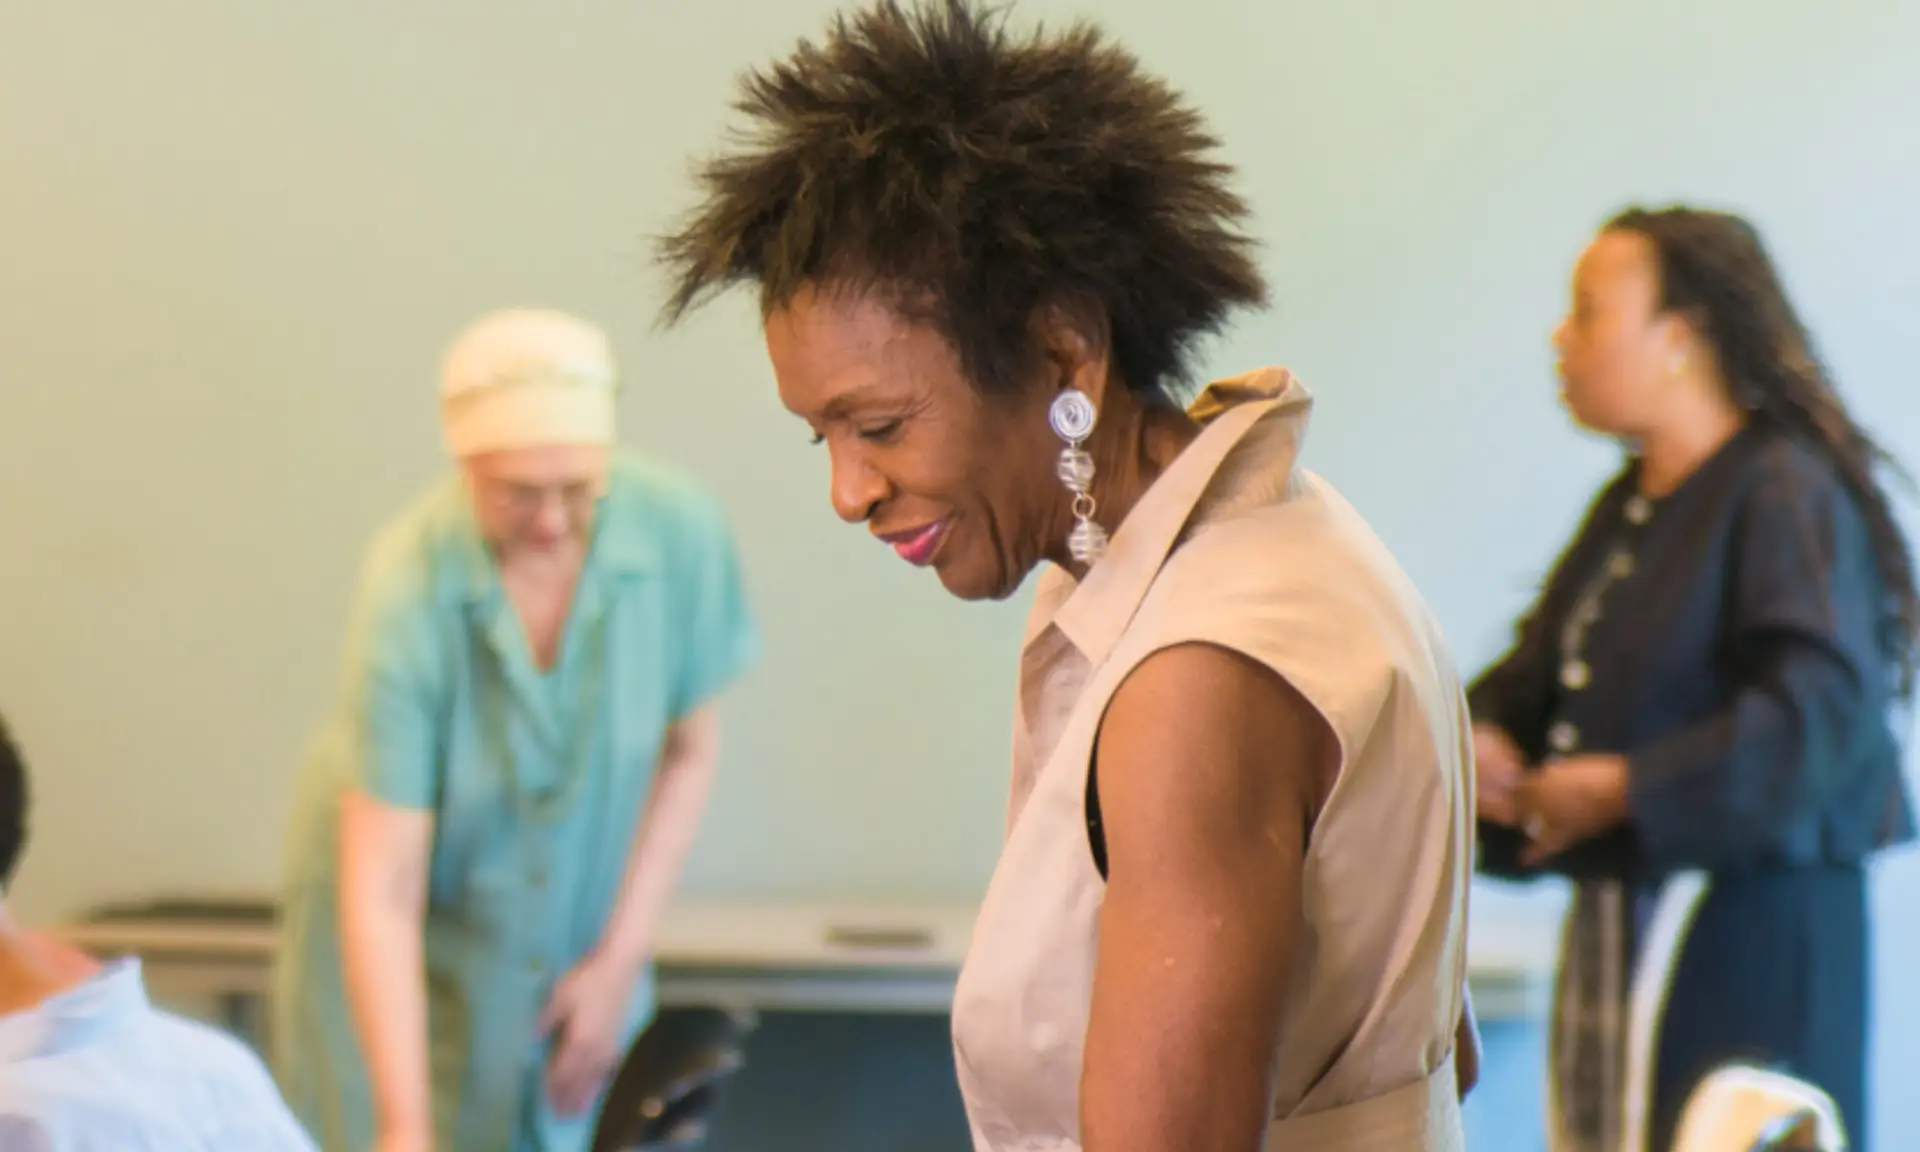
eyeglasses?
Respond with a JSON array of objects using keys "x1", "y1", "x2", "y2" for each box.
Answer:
[{"x1": 480, "y1": 478, "x2": 603, "y2": 520}]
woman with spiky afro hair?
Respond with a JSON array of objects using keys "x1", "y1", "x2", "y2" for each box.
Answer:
[{"x1": 659, "y1": 2, "x2": 1478, "y2": 1147}]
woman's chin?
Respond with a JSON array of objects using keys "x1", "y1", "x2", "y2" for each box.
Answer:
[{"x1": 935, "y1": 554, "x2": 1035, "y2": 603}]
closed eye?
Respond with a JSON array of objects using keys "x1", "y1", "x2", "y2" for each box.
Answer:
[
  {"x1": 807, "y1": 418, "x2": 902, "y2": 446},
  {"x1": 858, "y1": 419, "x2": 902, "y2": 444}
]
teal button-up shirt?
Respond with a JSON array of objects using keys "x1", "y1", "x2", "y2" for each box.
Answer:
[{"x1": 271, "y1": 454, "x2": 759, "y2": 1152}]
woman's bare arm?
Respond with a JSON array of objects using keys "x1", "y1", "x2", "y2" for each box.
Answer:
[
  {"x1": 338, "y1": 790, "x2": 436, "y2": 1148},
  {"x1": 592, "y1": 705, "x2": 720, "y2": 973},
  {"x1": 1080, "y1": 642, "x2": 1333, "y2": 1152}
]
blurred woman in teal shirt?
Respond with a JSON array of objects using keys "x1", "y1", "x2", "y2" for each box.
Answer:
[{"x1": 271, "y1": 309, "x2": 760, "y2": 1152}]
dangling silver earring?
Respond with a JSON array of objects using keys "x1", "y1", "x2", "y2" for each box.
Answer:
[{"x1": 1049, "y1": 390, "x2": 1107, "y2": 565}]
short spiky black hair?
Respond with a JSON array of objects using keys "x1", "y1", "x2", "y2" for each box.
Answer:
[
  {"x1": 0, "y1": 714, "x2": 26, "y2": 890},
  {"x1": 656, "y1": 0, "x2": 1267, "y2": 400}
]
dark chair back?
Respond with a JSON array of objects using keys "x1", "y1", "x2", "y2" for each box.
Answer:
[{"x1": 590, "y1": 1005, "x2": 757, "y2": 1152}]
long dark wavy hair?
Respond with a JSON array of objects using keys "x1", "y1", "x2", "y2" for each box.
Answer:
[{"x1": 1608, "y1": 205, "x2": 1920, "y2": 696}]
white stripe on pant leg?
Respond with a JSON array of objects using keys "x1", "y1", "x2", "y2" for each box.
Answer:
[{"x1": 1620, "y1": 872, "x2": 1710, "y2": 1152}]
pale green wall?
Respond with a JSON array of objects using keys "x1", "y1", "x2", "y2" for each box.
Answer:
[{"x1": 2, "y1": 2, "x2": 1916, "y2": 1147}]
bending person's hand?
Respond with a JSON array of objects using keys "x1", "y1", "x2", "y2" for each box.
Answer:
[{"x1": 539, "y1": 950, "x2": 640, "y2": 1118}]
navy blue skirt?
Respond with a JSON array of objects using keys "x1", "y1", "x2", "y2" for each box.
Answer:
[{"x1": 1651, "y1": 863, "x2": 1869, "y2": 1151}]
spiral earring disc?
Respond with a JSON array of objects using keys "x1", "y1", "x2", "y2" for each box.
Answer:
[{"x1": 1048, "y1": 390, "x2": 1097, "y2": 442}]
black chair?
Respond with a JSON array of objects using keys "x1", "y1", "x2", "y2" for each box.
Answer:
[{"x1": 590, "y1": 1005, "x2": 757, "y2": 1152}]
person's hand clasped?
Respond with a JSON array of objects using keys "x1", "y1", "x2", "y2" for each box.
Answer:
[
  {"x1": 1472, "y1": 724, "x2": 1528, "y2": 826},
  {"x1": 1514, "y1": 753, "x2": 1630, "y2": 864},
  {"x1": 538, "y1": 948, "x2": 639, "y2": 1118}
]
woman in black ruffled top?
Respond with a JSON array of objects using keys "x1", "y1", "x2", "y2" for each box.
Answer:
[{"x1": 1470, "y1": 205, "x2": 1915, "y2": 1152}]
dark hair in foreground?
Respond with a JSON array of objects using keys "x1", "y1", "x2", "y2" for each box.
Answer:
[
  {"x1": 1608, "y1": 205, "x2": 1920, "y2": 695},
  {"x1": 655, "y1": 0, "x2": 1266, "y2": 401},
  {"x1": 0, "y1": 715, "x2": 25, "y2": 889}
]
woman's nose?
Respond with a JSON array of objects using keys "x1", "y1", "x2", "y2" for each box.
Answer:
[{"x1": 828, "y1": 440, "x2": 889, "y2": 524}]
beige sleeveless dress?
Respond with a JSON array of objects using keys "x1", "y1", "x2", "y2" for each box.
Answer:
[{"x1": 950, "y1": 368, "x2": 1477, "y2": 1150}]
